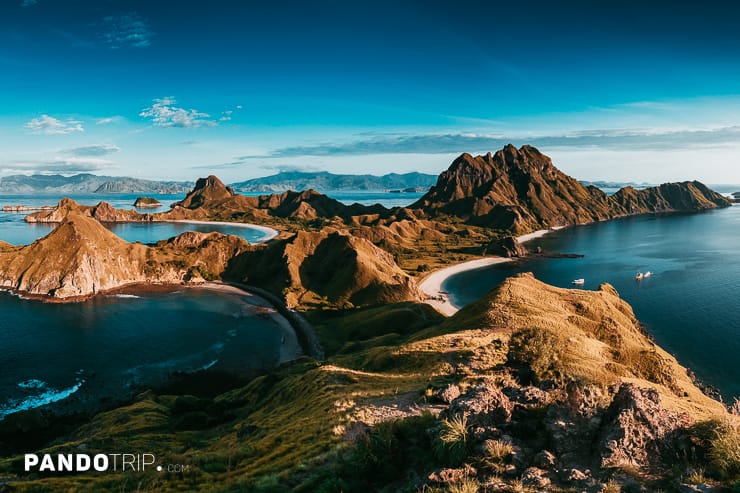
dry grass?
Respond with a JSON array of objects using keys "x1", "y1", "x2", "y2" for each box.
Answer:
[
  {"x1": 485, "y1": 439, "x2": 513, "y2": 462},
  {"x1": 507, "y1": 479, "x2": 529, "y2": 493},
  {"x1": 601, "y1": 479, "x2": 622, "y2": 493},
  {"x1": 447, "y1": 477, "x2": 480, "y2": 493},
  {"x1": 684, "y1": 467, "x2": 707, "y2": 485},
  {"x1": 435, "y1": 273, "x2": 725, "y2": 418},
  {"x1": 481, "y1": 439, "x2": 513, "y2": 472},
  {"x1": 709, "y1": 417, "x2": 740, "y2": 476},
  {"x1": 729, "y1": 398, "x2": 740, "y2": 416}
]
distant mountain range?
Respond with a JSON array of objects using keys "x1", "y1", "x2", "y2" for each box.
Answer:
[
  {"x1": 230, "y1": 171, "x2": 438, "y2": 192},
  {"x1": 579, "y1": 180, "x2": 653, "y2": 189},
  {"x1": 0, "y1": 174, "x2": 193, "y2": 194}
]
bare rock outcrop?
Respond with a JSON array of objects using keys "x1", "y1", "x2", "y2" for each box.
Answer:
[
  {"x1": 597, "y1": 383, "x2": 693, "y2": 470},
  {"x1": 447, "y1": 379, "x2": 514, "y2": 426},
  {"x1": 484, "y1": 235, "x2": 528, "y2": 257}
]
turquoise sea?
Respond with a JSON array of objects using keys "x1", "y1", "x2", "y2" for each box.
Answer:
[{"x1": 444, "y1": 205, "x2": 740, "y2": 401}]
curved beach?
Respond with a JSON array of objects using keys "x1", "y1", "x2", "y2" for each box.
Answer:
[
  {"x1": 170, "y1": 219, "x2": 279, "y2": 242},
  {"x1": 419, "y1": 227, "x2": 563, "y2": 315}
]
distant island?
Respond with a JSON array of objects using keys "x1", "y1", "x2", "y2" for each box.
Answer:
[
  {"x1": 230, "y1": 170, "x2": 438, "y2": 192},
  {"x1": 132, "y1": 196, "x2": 162, "y2": 208},
  {"x1": 0, "y1": 173, "x2": 192, "y2": 194}
]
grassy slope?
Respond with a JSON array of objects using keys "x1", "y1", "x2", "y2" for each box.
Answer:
[{"x1": 2, "y1": 274, "x2": 732, "y2": 492}]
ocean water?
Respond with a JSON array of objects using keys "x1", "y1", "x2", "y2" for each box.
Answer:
[
  {"x1": 0, "y1": 287, "x2": 289, "y2": 419},
  {"x1": 0, "y1": 191, "x2": 423, "y2": 245},
  {"x1": 444, "y1": 205, "x2": 740, "y2": 400}
]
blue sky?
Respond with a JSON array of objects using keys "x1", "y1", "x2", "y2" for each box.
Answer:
[{"x1": 3, "y1": 0, "x2": 740, "y2": 183}]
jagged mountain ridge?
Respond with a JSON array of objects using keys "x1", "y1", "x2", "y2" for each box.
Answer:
[
  {"x1": 0, "y1": 173, "x2": 192, "y2": 194},
  {"x1": 170, "y1": 175, "x2": 389, "y2": 222},
  {"x1": 230, "y1": 170, "x2": 437, "y2": 192},
  {"x1": 411, "y1": 144, "x2": 731, "y2": 233},
  {"x1": 12, "y1": 197, "x2": 421, "y2": 305}
]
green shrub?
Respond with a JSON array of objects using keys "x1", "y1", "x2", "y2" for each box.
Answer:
[
  {"x1": 507, "y1": 327, "x2": 567, "y2": 382},
  {"x1": 435, "y1": 413, "x2": 469, "y2": 465},
  {"x1": 336, "y1": 411, "x2": 437, "y2": 490}
]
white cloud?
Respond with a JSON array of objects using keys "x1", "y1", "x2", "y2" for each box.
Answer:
[
  {"x1": 24, "y1": 115, "x2": 84, "y2": 135},
  {"x1": 100, "y1": 13, "x2": 153, "y2": 49},
  {"x1": 2, "y1": 157, "x2": 116, "y2": 174},
  {"x1": 140, "y1": 97, "x2": 218, "y2": 128},
  {"x1": 62, "y1": 144, "x2": 121, "y2": 157}
]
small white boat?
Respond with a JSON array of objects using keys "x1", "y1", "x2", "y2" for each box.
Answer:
[
  {"x1": 572, "y1": 278, "x2": 585, "y2": 285},
  {"x1": 635, "y1": 272, "x2": 644, "y2": 280},
  {"x1": 644, "y1": 271, "x2": 652, "y2": 278}
]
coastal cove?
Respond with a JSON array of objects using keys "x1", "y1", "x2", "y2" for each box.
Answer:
[
  {"x1": 441, "y1": 205, "x2": 740, "y2": 401},
  {"x1": 0, "y1": 191, "x2": 422, "y2": 245},
  {"x1": 0, "y1": 283, "x2": 302, "y2": 420}
]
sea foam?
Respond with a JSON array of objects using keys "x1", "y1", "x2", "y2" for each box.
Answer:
[{"x1": 0, "y1": 381, "x2": 84, "y2": 419}]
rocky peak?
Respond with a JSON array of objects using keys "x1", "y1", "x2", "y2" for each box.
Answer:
[
  {"x1": 52, "y1": 197, "x2": 84, "y2": 216},
  {"x1": 411, "y1": 144, "x2": 729, "y2": 235},
  {"x1": 175, "y1": 175, "x2": 235, "y2": 209},
  {"x1": 25, "y1": 198, "x2": 87, "y2": 223}
]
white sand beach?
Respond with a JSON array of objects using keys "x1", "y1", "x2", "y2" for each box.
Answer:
[
  {"x1": 418, "y1": 257, "x2": 512, "y2": 316},
  {"x1": 516, "y1": 225, "x2": 564, "y2": 243},
  {"x1": 419, "y1": 227, "x2": 565, "y2": 316},
  {"x1": 170, "y1": 220, "x2": 279, "y2": 242}
]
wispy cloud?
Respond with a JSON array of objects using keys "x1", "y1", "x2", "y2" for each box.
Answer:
[
  {"x1": 190, "y1": 156, "x2": 323, "y2": 172},
  {"x1": 262, "y1": 163, "x2": 325, "y2": 173},
  {"x1": 140, "y1": 97, "x2": 218, "y2": 128},
  {"x1": 99, "y1": 13, "x2": 153, "y2": 49},
  {"x1": 61, "y1": 144, "x2": 121, "y2": 157},
  {"x1": 245, "y1": 126, "x2": 740, "y2": 158},
  {"x1": 21, "y1": 0, "x2": 37, "y2": 7},
  {"x1": 96, "y1": 116, "x2": 123, "y2": 125},
  {"x1": 2, "y1": 157, "x2": 116, "y2": 174},
  {"x1": 190, "y1": 156, "x2": 250, "y2": 170},
  {"x1": 24, "y1": 115, "x2": 84, "y2": 135}
]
